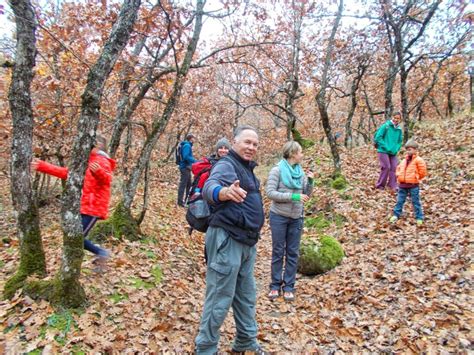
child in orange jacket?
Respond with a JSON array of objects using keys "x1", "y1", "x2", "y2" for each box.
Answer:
[{"x1": 390, "y1": 139, "x2": 427, "y2": 225}]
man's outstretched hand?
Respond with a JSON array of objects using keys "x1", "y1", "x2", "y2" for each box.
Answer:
[{"x1": 220, "y1": 180, "x2": 247, "y2": 203}]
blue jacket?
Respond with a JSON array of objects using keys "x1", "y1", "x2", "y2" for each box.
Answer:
[
  {"x1": 178, "y1": 141, "x2": 196, "y2": 169},
  {"x1": 202, "y1": 150, "x2": 264, "y2": 246}
]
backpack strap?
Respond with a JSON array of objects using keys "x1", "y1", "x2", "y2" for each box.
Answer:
[{"x1": 220, "y1": 154, "x2": 258, "y2": 192}]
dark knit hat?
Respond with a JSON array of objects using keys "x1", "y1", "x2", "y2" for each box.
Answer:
[
  {"x1": 405, "y1": 139, "x2": 419, "y2": 149},
  {"x1": 215, "y1": 138, "x2": 231, "y2": 151}
]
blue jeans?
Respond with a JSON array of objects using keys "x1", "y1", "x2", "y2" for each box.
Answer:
[
  {"x1": 393, "y1": 186, "x2": 423, "y2": 220},
  {"x1": 195, "y1": 227, "x2": 259, "y2": 354},
  {"x1": 269, "y1": 211, "x2": 303, "y2": 292},
  {"x1": 81, "y1": 214, "x2": 108, "y2": 256}
]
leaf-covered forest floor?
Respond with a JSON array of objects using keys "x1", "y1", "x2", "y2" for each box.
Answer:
[{"x1": 1, "y1": 114, "x2": 472, "y2": 353}]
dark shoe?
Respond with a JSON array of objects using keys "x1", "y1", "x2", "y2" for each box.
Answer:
[{"x1": 231, "y1": 346, "x2": 268, "y2": 355}]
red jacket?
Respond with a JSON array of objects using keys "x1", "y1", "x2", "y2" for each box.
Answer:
[
  {"x1": 396, "y1": 154, "x2": 427, "y2": 184},
  {"x1": 36, "y1": 150, "x2": 116, "y2": 219}
]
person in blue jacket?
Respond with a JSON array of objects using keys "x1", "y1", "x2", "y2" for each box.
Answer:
[{"x1": 177, "y1": 133, "x2": 197, "y2": 207}]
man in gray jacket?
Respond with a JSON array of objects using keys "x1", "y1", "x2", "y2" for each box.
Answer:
[{"x1": 195, "y1": 125, "x2": 266, "y2": 355}]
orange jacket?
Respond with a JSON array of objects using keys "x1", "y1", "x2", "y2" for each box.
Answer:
[{"x1": 396, "y1": 154, "x2": 427, "y2": 184}]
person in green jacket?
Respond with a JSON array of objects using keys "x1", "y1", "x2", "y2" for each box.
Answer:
[{"x1": 374, "y1": 112, "x2": 403, "y2": 191}]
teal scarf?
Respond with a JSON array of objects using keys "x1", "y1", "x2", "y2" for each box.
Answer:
[{"x1": 278, "y1": 159, "x2": 303, "y2": 189}]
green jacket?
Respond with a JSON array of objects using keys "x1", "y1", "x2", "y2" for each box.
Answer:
[{"x1": 374, "y1": 120, "x2": 403, "y2": 155}]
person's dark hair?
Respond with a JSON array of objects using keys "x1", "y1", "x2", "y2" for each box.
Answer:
[
  {"x1": 233, "y1": 125, "x2": 258, "y2": 139},
  {"x1": 393, "y1": 111, "x2": 401, "y2": 117},
  {"x1": 186, "y1": 133, "x2": 195, "y2": 140}
]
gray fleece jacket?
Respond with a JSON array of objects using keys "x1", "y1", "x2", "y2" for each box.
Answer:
[{"x1": 265, "y1": 165, "x2": 313, "y2": 219}]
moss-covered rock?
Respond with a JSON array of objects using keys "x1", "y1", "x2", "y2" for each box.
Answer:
[
  {"x1": 298, "y1": 235, "x2": 344, "y2": 275},
  {"x1": 331, "y1": 175, "x2": 348, "y2": 190},
  {"x1": 88, "y1": 201, "x2": 141, "y2": 242}
]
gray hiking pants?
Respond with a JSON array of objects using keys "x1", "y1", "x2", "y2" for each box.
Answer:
[{"x1": 195, "y1": 227, "x2": 259, "y2": 354}]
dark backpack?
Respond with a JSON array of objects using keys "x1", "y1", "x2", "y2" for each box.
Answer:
[
  {"x1": 175, "y1": 142, "x2": 184, "y2": 165},
  {"x1": 185, "y1": 155, "x2": 246, "y2": 234},
  {"x1": 185, "y1": 161, "x2": 213, "y2": 233}
]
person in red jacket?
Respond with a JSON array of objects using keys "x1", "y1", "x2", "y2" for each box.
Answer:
[
  {"x1": 390, "y1": 139, "x2": 427, "y2": 226},
  {"x1": 31, "y1": 135, "x2": 115, "y2": 270}
]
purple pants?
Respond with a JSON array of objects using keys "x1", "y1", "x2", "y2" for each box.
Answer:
[{"x1": 376, "y1": 153, "x2": 398, "y2": 190}]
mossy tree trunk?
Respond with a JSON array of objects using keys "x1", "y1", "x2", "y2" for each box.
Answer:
[
  {"x1": 315, "y1": 0, "x2": 343, "y2": 175},
  {"x1": 109, "y1": 0, "x2": 205, "y2": 239},
  {"x1": 47, "y1": 0, "x2": 141, "y2": 308},
  {"x1": 4, "y1": 0, "x2": 46, "y2": 299}
]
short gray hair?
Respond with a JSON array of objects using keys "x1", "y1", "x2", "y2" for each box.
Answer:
[
  {"x1": 282, "y1": 141, "x2": 302, "y2": 159},
  {"x1": 233, "y1": 125, "x2": 258, "y2": 139}
]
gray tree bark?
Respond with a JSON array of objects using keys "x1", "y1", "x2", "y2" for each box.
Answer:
[
  {"x1": 52, "y1": 0, "x2": 141, "y2": 308},
  {"x1": 4, "y1": 0, "x2": 47, "y2": 299},
  {"x1": 381, "y1": 0, "x2": 441, "y2": 141},
  {"x1": 344, "y1": 61, "x2": 368, "y2": 148},
  {"x1": 286, "y1": 0, "x2": 303, "y2": 141},
  {"x1": 121, "y1": 0, "x2": 205, "y2": 212},
  {"x1": 316, "y1": 0, "x2": 343, "y2": 174}
]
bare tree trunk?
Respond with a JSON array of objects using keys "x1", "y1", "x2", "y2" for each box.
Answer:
[
  {"x1": 286, "y1": 0, "x2": 303, "y2": 141},
  {"x1": 344, "y1": 62, "x2": 367, "y2": 148},
  {"x1": 104, "y1": 0, "x2": 205, "y2": 240},
  {"x1": 381, "y1": 0, "x2": 441, "y2": 141},
  {"x1": 399, "y1": 69, "x2": 410, "y2": 140},
  {"x1": 430, "y1": 96, "x2": 444, "y2": 119},
  {"x1": 383, "y1": 55, "x2": 397, "y2": 120},
  {"x1": 136, "y1": 158, "x2": 150, "y2": 225},
  {"x1": 4, "y1": 0, "x2": 47, "y2": 299},
  {"x1": 447, "y1": 87, "x2": 454, "y2": 117},
  {"x1": 108, "y1": 35, "x2": 147, "y2": 158},
  {"x1": 108, "y1": 2, "x2": 192, "y2": 158},
  {"x1": 39, "y1": 0, "x2": 140, "y2": 308},
  {"x1": 470, "y1": 69, "x2": 474, "y2": 113},
  {"x1": 316, "y1": 0, "x2": 343, "y2": 174}
]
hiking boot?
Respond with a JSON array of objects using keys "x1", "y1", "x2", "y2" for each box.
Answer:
[
  {"x1": 389, "y1": 216, "x2": 398, "y2": 224},
  {"x1": 416, "y1": 219, "x2": 423, "y2": 226},
  {"x1": 231, "y1": 346, "x2": 269, "y2": 355}
]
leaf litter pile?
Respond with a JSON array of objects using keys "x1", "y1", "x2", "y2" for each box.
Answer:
[{"x1": 0, "y1": 115, "x2": 472, "y2": 353}]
